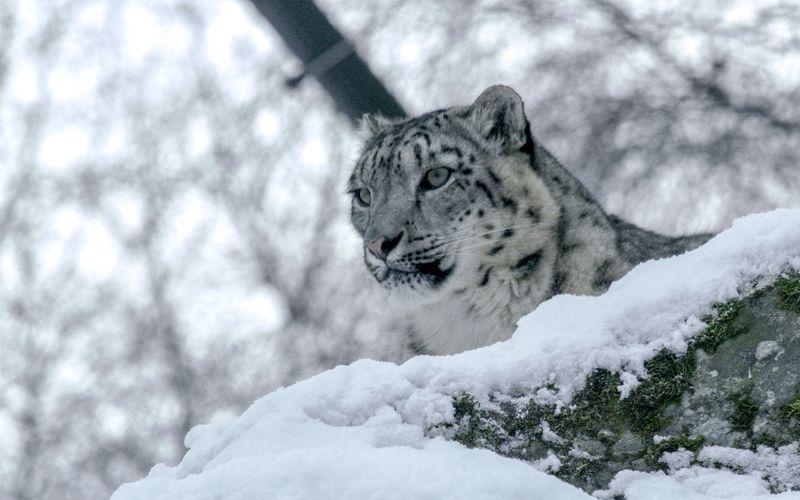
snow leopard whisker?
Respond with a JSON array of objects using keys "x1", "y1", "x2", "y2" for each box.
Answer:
[
  {"x1": 445, "y1": 239, "x2": 511, "y2": 256},
  {"x1": 437, "y1": 222, "x2": 539, "y2": 249},
  {"x1": 433, "y1": 221, "x2": 493, "y2": 243},
  {"x1": 436, "y1": 223, "x2": 528, "y2": 246}
]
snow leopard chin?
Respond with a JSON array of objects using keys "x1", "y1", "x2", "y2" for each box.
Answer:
[{"x1": 367, "y1": 256, "x2": 459, "y2": 308}]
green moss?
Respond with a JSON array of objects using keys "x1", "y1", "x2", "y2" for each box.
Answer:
[
  {"x1": 729, "y1": 384, "x2": 758, "y2": 435},
  {"x1": 452, "y1": 393, "x2": 508, "y2": 450},
  {"x1": 548, "y1": 369, "x2": 624, "y2": 439},
  {"x1": 623, "y1": 349, "x2": 696, "y2": 435},
  {"x1": 694, "y1": 299, "x2": 746, "y2": 353},
  {"x1": 781, "y1": 396, "x2": 800, "y2": 421},
  {"x1": 752, "y1": 431, "x2": 783, "y2": 449},
  {"x1": 555, "y1": 454, "x2": 611, "y2": 492},
  {"x1": 642, "y1": 426, "x2": 704, "y2": 468},
  {"x1": 775, "y1": 271, "x2": 800, "y2": 314},
  {"x1": 778, "y1": 384, "x2": 800, "y2": 439},
  {"x1": 453, "y1": 393, "x2": 478, "y2": 421}
]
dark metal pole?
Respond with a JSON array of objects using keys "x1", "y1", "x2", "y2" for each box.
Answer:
[{"x1": 249, "y1": 0, "x2": 407, "y2": 124}]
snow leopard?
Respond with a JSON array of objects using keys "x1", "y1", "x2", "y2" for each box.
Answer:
[{"x1": 348, "y1": 85, "x2": 711, "y2": 355}]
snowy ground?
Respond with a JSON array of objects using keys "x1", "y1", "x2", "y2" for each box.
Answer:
[{"x1": 113, "y1": 210, "x2": 800, "y2": 500}]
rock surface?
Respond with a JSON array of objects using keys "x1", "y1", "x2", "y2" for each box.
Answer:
[{"x1": 445, "y1": 273, "x2": 800, "y2": 493}]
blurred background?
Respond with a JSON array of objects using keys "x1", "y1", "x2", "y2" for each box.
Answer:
[{"x1": 0, "y1": 0, "x2": 798, "y2": 498}]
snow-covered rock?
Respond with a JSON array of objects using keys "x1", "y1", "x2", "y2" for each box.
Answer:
[{"x1": 113, "y1": 210, "x2": 800, "y2": 500}]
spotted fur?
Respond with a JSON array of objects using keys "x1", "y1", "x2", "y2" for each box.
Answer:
[{"x1": 348, "y1": 86, "x2": 711, "y2": 355}]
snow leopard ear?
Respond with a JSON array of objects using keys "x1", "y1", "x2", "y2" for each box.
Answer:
[
  {"x1": 466, "y1": 85, "x2": 528, "y2": 152},
  {"x1": 359, "y1": 113, "x2": 393, "y2": 137}
]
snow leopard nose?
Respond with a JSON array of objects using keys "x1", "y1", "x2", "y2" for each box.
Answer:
[{"x1": 366, "y1": 232, "x2": 403, "y2": 261}]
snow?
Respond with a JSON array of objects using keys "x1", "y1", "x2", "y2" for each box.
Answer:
[
  {"x1": 121, "y1": 430, "x2": 590, "y2": 499},
  {"x1": 541, "y1": 420, "x2": 566, "y2": 444},
  {"x1": 533, "y1": 450, "x2": 563, "y2": 473},
  {"x1": 697, "y1": 444, "x2": 800, "y2": 492},
  {"x1": 113, "y1": 362, "x2": 591, "y2": 500},
  {"x1": 755, "y1": 340, "x2": 782, "y2": 361},
  {"x1": 112, "y1": 210, "x2": 800, "y2": 500},
  {"x1": 661, "y1": 448, "x2": 695, "y2": 471},
  {"x1": 596, "y1": 467, "x2": 800, "y2": 500}
]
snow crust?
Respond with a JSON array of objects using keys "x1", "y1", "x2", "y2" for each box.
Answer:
[
  {"x1": 113, "y1": 210, "x2": 800, "y2": 500},
  {"x1": 697, "y1": 444, "x2": 800, "y2": 492},
  {"x1": 596, "y1": 467, "x2": 800, "y2": 500}
]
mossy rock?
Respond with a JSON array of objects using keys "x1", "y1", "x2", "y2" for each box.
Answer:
[{"x1": 436, "y1": 272, "x2": 800, "y2": 493}]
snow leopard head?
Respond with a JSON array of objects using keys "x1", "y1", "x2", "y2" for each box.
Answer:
[{"x1": 348, "y1": 86, "x2": 556, "y2": 304}]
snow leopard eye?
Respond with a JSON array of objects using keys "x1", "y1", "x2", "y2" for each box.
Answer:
[
  {"x1": 420, "y1": 167, "x2": 451, "y2": 190},
  {"x1": 354, "y1": 187, "x2": 372, "y2": 207}
]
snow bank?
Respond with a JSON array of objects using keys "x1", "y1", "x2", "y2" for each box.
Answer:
[{"x1": 113, "y1": 210, "x2": 800, "y2": 500}]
